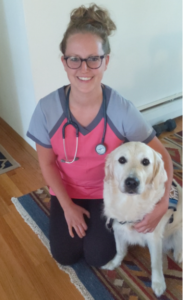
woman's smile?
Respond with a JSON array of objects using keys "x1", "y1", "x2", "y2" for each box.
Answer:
[
  {"x1": 77, "y1": 76, "x2": 93, "y2": 82},
  {"x1": 61, "y1": 33, "x2": 109, "y2": 94}
]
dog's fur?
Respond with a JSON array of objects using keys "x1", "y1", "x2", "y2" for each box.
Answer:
[{"x1": 102, "y1": 142, "x2": 182, "y2": 297}]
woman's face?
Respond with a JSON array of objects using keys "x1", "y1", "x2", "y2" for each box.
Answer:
[{"x1": 61, "y1": 33, "x2": 110, "y2": 94}]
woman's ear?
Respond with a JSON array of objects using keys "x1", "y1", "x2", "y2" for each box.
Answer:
[
  {"x1": 104, "y1": 55, "x2": 110, "y2": 71},
  {"x1": 61, "y1": 56, "x2": 67, "y2": 71}
]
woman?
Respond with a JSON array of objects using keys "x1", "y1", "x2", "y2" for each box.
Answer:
[{"x1": 27, "y1": 4, "x2": 173, "y2": 267}]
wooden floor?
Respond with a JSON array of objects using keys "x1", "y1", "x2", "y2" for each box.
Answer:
[{"x1": 0, "y1": 116, "x2": 182, "y2": 300}]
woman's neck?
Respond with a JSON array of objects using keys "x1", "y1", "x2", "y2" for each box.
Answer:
[{"x1": 68, "y1": 85, "x2": 103, "y2": 108}]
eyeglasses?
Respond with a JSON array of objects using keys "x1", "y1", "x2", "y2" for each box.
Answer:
[{"x1": 63, "y1": 55, "x2": 105, "y2": 69}]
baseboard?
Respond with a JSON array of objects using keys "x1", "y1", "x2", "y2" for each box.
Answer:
[
  {"x1": 0, "y1": 117, "x2": 38, "y2": 161},
  {"x1": 140, "y1": 98, "x2": 182, "y2": 125}
]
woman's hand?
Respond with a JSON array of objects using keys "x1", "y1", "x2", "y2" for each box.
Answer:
[
  {"x1": 137, "y1": 136, "x2": 172, "y2": 233},
  {"x1": 64, "y1": 202, "x2": 90, "y2": 238},
  {"x1": 134, "y1": 196, "x2": 168, "y2": 233},
  {"x1": 36, "y1": 144, "x2": 90, "y2": 238}
]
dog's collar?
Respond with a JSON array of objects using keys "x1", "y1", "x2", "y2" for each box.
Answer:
[
  {"x1": 106, "y1": 180, "x2": 179, "y2": 229},
  {"x1": 168, "y1": 180, "x2": 179, "y2": 223},
  {"x1": 106, "y1": 218, "x2": 140, "y2": 231},
  {"x1": 168, "y1": 180, "x2": 179, "y2": 211}
]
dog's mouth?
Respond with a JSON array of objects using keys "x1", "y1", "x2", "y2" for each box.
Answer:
[
  {"x1": 126, "y1": 190, "x2": 138, "y2": 194},
  {"x1": 124, "y1": 189, "x2": 139, "y2": 195},
  {"x1": 119, "y1": 186, "x2": 140, "y2": 195}
]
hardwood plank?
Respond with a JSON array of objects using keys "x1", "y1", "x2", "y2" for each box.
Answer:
[
  {"x1": 36, "y1": 259, "x2": 84, "y2": 300},
  {"x1": 0, "y1": 117, "x2": 38, "y2": 160},
  {"x1": 0, "y1": 232, "x2": 40, "y2": 300},
  {"x1": 0, "y1": 282, "x2": 13, "y2": 300},
  {"x1": 0, "y1": 174, "x2": 22, "y2": 205},
  {"x1": 0, "y1": 195, "x2": 10, "y2": 216},
  {"x1": 7, "y1": 167, "x2": 45, "y2": 195},
  {"x1": 3, "y1": 205, "x2": 49, "y2": 267}
]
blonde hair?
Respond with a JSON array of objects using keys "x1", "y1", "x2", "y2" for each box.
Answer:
[{"x1": 60, "y1": 3, "x2": 116, "y2": 55}]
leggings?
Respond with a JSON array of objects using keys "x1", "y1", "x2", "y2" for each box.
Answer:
[{"x1": 49, "y1": 196, "x2": 116, "y2": 267}]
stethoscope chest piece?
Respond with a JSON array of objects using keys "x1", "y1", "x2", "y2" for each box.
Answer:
[{"x1": 95, "y1": 143, "x2": 107, "y2": 155}]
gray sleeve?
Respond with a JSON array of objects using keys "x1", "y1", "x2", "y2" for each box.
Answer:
[
  {"x1": 123, "y1": 101, "x2": 156, "y2": 143},
  {"x1": 27, "y1": 100, "x2": 52, "y2": 148}
]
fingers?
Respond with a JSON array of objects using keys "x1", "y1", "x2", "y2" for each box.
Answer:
[
  {"x1": 136, "y1": 227, "x2": 154, "y2": 233},
  {"x1": 69, "y1": 224, "x2": 86, "y2": 238},
  {"x1": 134, "y1": 223, "x2": 150, "y2": 233},
  {"x1": 134, "y1": 217, "x2": 149, "y2": 233},
  {"x1": 68, "y1": 224, "x2": 74, "y2": 238},
  {"x1": 68, "y1": 218, "x2": 87, "y2": 238},
  {"x1": 66, "y1": 206, "x2": 90, "y2": 238},
  {"x1": 134, "y1": 218, "x2": 155, "y2": 233},
  {"x1": 82, "y1": 208, "x2": 90, "y2": 219},
  {"x1": 75, "y1": 224, "x2": 86, "y2": 238}
]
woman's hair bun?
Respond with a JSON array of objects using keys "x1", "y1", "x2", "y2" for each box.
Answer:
[
  {"x1": 69, "y1": 3, "x2": 116, "y2": 36},
  {"x1": 60, "y1": 3, "x2": 116, "y2": 54}
]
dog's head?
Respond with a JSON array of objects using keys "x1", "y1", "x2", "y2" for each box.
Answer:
[{"x1": 105, "y1": 142, "x2": 167, "y2": 195}]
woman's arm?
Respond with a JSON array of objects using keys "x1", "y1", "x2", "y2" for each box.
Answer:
[
  {"x1": 134, "y1": 136, "x2": 173, "y2": 233},
  {"x1": 36, "y1": 144, "x2": 90, "y2": 238}
]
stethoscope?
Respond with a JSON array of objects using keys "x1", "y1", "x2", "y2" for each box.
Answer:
[{"x1": 61, "y1": 87, "x2": 107, "y2": 164}]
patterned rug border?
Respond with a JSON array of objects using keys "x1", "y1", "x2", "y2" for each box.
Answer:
[{"x1": 0, "y1": 145, "x2": 20, "y2": 174}]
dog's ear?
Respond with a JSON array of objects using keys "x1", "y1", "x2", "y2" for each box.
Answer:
[
  {"x1": 150, "y1": 150, "x2": 167, "y2": 189},
  {"x1": 104, "y1": 154, "x2": 114, "y2": 181}
]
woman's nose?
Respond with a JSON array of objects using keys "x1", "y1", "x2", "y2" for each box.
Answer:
[{"x1": 80, "y1": 60, "x2": 89, "y2": 71}]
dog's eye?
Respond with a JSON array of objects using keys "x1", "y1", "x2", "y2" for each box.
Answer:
[
  {"x1": 142, "y1": 158, "x2": 150, "y2": 166},
  {"x1": 118, "y1": 156, "x2": 127, "y2": 164}
]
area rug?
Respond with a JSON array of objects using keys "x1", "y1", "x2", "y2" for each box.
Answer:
[
  {"x1": 0, "y1": 145, "x2": 20, "y2": 175},
  {"x1": 161, "y1": 131, "x2": 182, "y2": 187},
  {"x1": 11, "y1": 131, "x2": 182, "y2": 300}
]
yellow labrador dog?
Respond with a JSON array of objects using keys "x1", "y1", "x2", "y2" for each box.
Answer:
[{"x1": 102, "y1": 142, "x2": 182, "y2": 297}]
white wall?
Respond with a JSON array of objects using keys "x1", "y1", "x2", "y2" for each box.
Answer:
[
  {"x1": 0, "y1": 0, "x2": 36, "y2": 148},
  {"x1": 0, "y1": 0, "x2": 182, "y2": 148},
  {"x1": 22, "y1": 0, "x2": 182, "y2": 104}
]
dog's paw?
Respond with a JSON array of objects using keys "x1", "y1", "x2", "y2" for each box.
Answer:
[
  {"x1": 152, "y1": 280, "x2": 166, "y2": 297},
  {"x1": 101, "y1": 255, "x2": 122, "y2": 270},
  {"x1": 101, "y1": 261, "x2": 118, "y2": 270},
  {"x1": 173, "y1": 251, "x2": 182, "y2": 264}
]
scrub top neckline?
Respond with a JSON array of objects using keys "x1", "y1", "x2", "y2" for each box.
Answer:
[{"x1": 59, "y1": 85, "x2": 108, "y2": 136}]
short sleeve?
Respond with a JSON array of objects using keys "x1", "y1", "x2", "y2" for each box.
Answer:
[
  {"x1": 123, "y1": 101, "x2": 156, "y2": 143},
  {"x1": 27, "y1": 100, "x2": 52, "y2": 148}
]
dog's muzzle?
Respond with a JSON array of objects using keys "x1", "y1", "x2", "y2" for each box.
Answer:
[{"x1": 124, "y1": 177, "x2": 140, "y2": 194}]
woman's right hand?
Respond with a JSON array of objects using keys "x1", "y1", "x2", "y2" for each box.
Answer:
[
  {"x1": 36, "y1": 144, "x2": 90, "y2": 238},
  {"x1": 64, "y1": 202, "x2": 90, "y2": 238}
]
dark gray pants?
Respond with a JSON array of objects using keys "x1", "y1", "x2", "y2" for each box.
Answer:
[{"x1": 49, "y1": 196, "x2": 116, "y2": 267}]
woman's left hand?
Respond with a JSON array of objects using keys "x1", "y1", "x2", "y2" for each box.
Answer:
[{"x1": 134, "y1": 196, "x2": 168, "y2": 233}]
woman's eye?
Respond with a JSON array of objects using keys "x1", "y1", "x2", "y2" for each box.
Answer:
[
  {"x1": 118, "y1": 156, "x2": 127, "y2": 164},
  {"x1": 88, "y1": 56, "x2": 100, "y2": 62},
  {"x1": 70, "y1": 57, "x2": 80, "y2": 62},
  {"x1": 142, "y1": 158, "x2": 150, "y2": 166}
]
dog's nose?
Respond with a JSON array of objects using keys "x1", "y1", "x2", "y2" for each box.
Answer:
[{"x1": 125, "y1": 177, "x2": 140, "y2": 190}]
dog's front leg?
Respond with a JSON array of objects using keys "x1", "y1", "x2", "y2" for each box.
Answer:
[
  {"x1": 147, "y1": 236, "x2": 166, "y2": 297},
  {"x1": 101, "y1": 226, "x2": 128, "y2": 270}
]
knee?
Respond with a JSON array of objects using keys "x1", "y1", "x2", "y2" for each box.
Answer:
[
  {"x1": 50, "y1": 243, "x2": 82, "y2": 265},
  {"x1": 50, "y1": 237, "x2": 83, "y2": 266},
  {"x1": 84, "y1": 242, "x2": 116, "y2": 268}
]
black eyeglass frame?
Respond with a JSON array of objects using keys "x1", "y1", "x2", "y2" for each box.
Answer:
[{"x1": 63, "y1": 55, "x2": 106, "y2": 69}]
